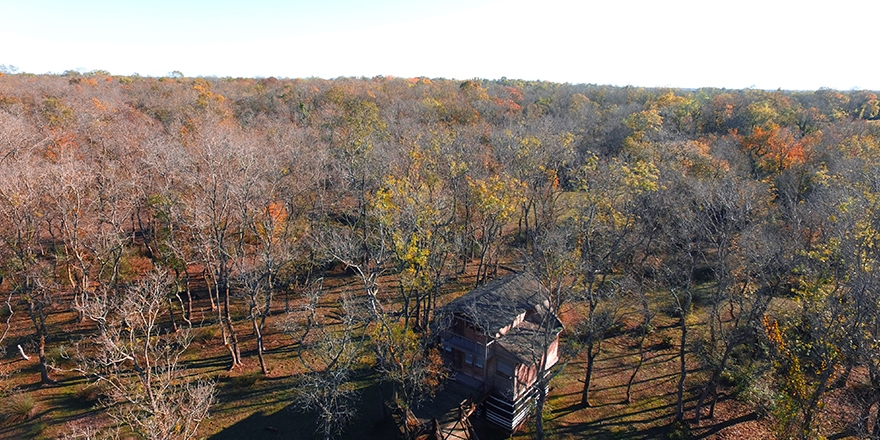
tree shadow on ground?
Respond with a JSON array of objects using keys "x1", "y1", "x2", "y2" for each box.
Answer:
[
  {"x1": 209, "y1": 370, "x2": 398, "y2": 440},
  {"x1": 544, "y1": 394, "x2": 701, "y2": 439},
  {"x1": 691, "y1": 411, "x2": 758, "y2": 439},
  {"x1": 208, "y1": 403, "x2": 314, "y2": 440}
]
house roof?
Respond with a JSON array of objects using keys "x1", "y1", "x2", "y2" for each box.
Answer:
[
  {"x1": 439, "y1": 272, "x2": 564, "y2": 362},
  {"x1": 495, "y1": 309, "x2": 563, "y2": 363},
  {"x1": 443, "y1": 272, "x2": 547, "y2": 337}
]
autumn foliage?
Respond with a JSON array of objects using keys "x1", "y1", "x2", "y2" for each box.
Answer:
[{"x1": 0, "y1": 71, "x2": 880, "y2": 439}]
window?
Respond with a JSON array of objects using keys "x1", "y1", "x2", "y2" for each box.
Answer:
[
  {"x1": 475, "y1": 355, "x2": 483, "y2": 368},
  {"x1": 465, "y1": 353, "x2": 473, "y2": 365}
]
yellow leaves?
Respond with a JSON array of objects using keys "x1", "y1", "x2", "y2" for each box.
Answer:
[
  {"x1": 764, "y1": 316, "x2": 785, "y2": 350},
  {"x1": 622, "y1": 109, "x2": 663, "y2": 159},
  {"x1": 558, "y1": 131, "x2": 576, "y2": 150},
  {"x1": 400, "y1": 232, "x2": 430, "y2": 265},
  {"x1": 569, "y1": 93, "x2": 594, "y2": 115},
  {"x1": 624, "y1": 108, "x2": 663, "y2": 135},
  {"x1": 799, "y1": 234, "x2": 843, "y2": 275},
  {"x1": 371, "y1": 169, "x2": 440, "y2": 294},
  {"x1": 467, "y1": 173, "x2": 525, "y2": 224},
  {"x1": 372, "y1": 186, "x2": 398, "y2": 227},
  {"x1": 41, "y1": 97, "x2": 74, "y2": 127},
  {"x1": 422, "y1": 97, "x2": 444, "y2": 114},
  {"x1": 852, "y1": 91, "x2": 880, "y2": 120},
  {"x1": 518, "y1": 134, "x2": 540, "y2": 150},
  {"x1": 582, "y1": 152, "x2": 599, "y2": 174},
  {"x1": 763, "y1": 316, "x2": 815, "y2": 401},
  {"x1": 192, "y1": 78, "x2": 229, "y2": 118},
  {"x1": 340, "y1": 99, "x2": 386, "y2": 151},
  {"x1": 837, "y1": 134, "x2": 880, "y2": 163},
  {"x1": 613, "y1": 159, "x2": 660, "y2": 194}
]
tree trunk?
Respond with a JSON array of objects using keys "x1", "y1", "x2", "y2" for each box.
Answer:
[
  {"x1": 252, "y1": 314, "x2": 267, "y2": 375},
  {"x1": 184, "y1": 270, "x2": 194, "y2": 322},
  {"x1": 167, "y1": 297, "x2": 178, "y2": 333},
  {"x1": 223, "y1": 283, "x2": 242, "y2": 368},
  {"x1": 28, "y1": 299, "x2": 52, "y2": 385},
  {"x1": 625, "y1": 330, "x2": 648, "y2": 404},
  {"x1": 207, "y1": 268, "x2": 217, "y2": 312},
  {"x1": 401, "y1": 285, "x2": 411, "y2": 330},
  {"x1": 535, "y1": 380, "x2": 546, "y2": 440},
  {"x1": 580, "y1": 339, "x2": 597, "y2": 406},
  {"x1": 695, "y1": 340, "x2": 735, "y2": 423},
  {"x1": 675, "y1": 311, "x2": 688, "y2": 422},
  {"x1": 476, "y1": 242, "x2": 489, "y2": 286},
  {"x1": 801, "y1": 365, "x2": 834, "y2": 440},
  {"x1": 37, "y1": 328, "x2": 51, "y2": 385}
]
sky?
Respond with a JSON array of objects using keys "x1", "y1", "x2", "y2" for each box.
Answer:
[{"x1": 1, "y1": 0, "x2": 878, "y2": 90}]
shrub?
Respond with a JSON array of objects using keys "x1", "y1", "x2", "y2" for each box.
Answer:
[
  {"x1": 28, "y1": 420, "x2": 47, "y2": 438},
  {"x1": 0, "y1": 393, "x2": 37, "y2": 424}
]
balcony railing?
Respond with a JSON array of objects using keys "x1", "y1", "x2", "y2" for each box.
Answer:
[{"x1": 443, "y1": 333, "x2": 484, "y2": 354}]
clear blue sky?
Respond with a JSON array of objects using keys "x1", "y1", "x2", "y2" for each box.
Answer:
[{"x1": 1, "y1": 0, "x2": 878, "y2": 90}]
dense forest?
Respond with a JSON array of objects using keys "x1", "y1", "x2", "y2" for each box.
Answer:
[{"x1": 1, "y1": 71, "x2": 880, "y2": 440}]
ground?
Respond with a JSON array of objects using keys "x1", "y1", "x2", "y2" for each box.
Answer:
[{"x1": 0, "y1": 265, "x2": 866, "y2": 439}]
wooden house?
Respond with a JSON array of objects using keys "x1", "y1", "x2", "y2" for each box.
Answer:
[{"x1": 435, "y1": 272, "x2": 563, "y2": 431}]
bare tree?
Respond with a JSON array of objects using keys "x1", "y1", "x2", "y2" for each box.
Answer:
[
  {"x1": 0, "y1": 157, "x2": 56, "y2": 384},
  {"x1": 527, "y1": 227, "x2": 577, "y2": 440},
  {"x1": 43, "y1": 159, "x2": 97, "y2": 323},
  {"x1": 137, "y1": 136, "x2": 200, "y2": 326},
  {"x1": 234, "y1": 267, "x2": 274, "y2": 375},
  {"x1": 182, "y1": 120, "x2": 256, "y2": 369},
  {"x1": 75, "y1": 270, "x2": 214, "y2": 440},
  {"x1": 692, "y1": 177, "x2": 775, "y2": 423},
  {"x1": 570, "y1": 155, "x2": 644, "y2": 407},
  {"x1": 283, "y1": 281, "x2": 364, "y2": 440},
  {"x1": 231, "y1": 132, "x2": 311, "y2": 374},
  {"x1": 325, "y1": 205, "x2": 447, "y2": 433}
]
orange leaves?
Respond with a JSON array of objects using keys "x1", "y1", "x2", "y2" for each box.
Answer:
[
  {"x1": 255, "y1": 201, "x2": 290, "y2": 243},
  {"x1": 742, "y1": 123, "x2": 820, "y2": 174},
  {"x1": 91, "y1": 97, "x2": 107, "y2": 112},
  {"x1": 265, "y1": 201, "x2": 287, "y2": 224},
  {"x1": 491, "y1": 86, "x2": 524, "y2": 114},
  {"x1": 407, "y1": 77, "x2": 432, "y2": 86},
  {"x1": 492, "y1": 96, "x2": 522, "y2": 114},
  {"x1": 43, "y1": 130, "x2": 79, "y2": 162},
  {"x1": 763, "y1": 316, "x2": 785, "y2": 351}
]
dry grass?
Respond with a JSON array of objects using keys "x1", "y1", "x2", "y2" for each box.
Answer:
[
  {"x1": 0, "y1": 394, "x2": 36, "y2": 425},
  {"x1": 0, "y1": 266, "x2": 866, "y2": 440}
]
